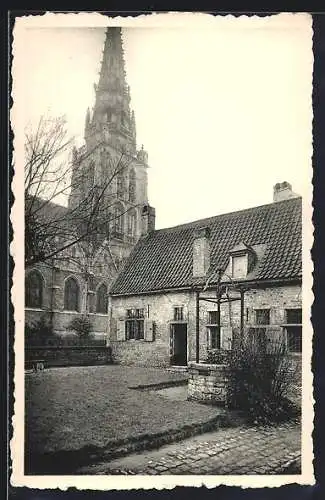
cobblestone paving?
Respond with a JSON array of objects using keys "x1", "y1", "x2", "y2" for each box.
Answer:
[{"x1": 79, "y1": 422, "x2": 301, "y2": 475}]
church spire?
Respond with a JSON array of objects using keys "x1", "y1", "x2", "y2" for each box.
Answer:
[{"x1": 89, "y1": 27, "x2": 136, "y2": 153}]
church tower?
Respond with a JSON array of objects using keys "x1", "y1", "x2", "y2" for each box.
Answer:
[{"x1": 69, "y1": 27, "x2": 153, "y2": 270}]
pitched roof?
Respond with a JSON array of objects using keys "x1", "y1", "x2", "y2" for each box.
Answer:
[{"x1": 111, "y1": 197, "x2": 302, "y2": 295}]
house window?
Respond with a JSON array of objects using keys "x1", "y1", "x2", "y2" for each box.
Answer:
[
  {"x1": 25, "y1": 270, "x2": 43, "y2": 308},
  {"x1": 232, "y1": 254, "x2": 248, "y2": 279},
  {"x1": 255, "y1": 309, "x2": 270, "y2": 325},
  {"x1": 208, "y1": 311, "x2": 218, "y2": 325},
  {"x1": 125, "y1": 308, "x2": 144, "y2": 340},
  {"x1": 64, "y1": 277, "x2": 79, "y2": 312},
  {"x1": 96, "y1": 283, "x2": 108, "y2": 314},
  {"x1": 173, "y1": 306, "x2": 184, "y2": 321},
  {"x1": 285, "y1": 308, "x2": 302, "y2": 353},
  {"x1": 207, "y1": 310, "x2": 220, "y2": 349},
  {"x1": 286, "y1": 308, "x2": 302, "y2": 325}
]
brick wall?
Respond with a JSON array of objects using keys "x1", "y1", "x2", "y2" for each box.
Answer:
[{"x1": 110, "y1": 283, "x2": 302, "y2": 367}]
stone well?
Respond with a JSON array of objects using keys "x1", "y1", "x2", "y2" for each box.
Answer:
[{"x1": 187, "y1": 362, "x2": 229, "y2": 406}]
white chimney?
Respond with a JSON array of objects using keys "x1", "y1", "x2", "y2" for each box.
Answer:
[
  {"x1": 273, "y1": 181, "x2": 299, "y2": 202},
  {"x1": 193, "y1": 226, "x2": 211, "y2": 277}
]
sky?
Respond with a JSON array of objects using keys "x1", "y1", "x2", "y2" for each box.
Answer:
[{"x1": 16, "y1": 13, "x2": 313, "y2": 230}]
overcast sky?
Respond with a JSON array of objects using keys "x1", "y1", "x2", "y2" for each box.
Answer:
[{"x1": 17, "y1": 13, "x2": 313, "y2": 229}]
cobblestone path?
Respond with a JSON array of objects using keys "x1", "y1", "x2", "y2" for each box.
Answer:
[{"x1": 78, "y1": 422, "x2": 301, "y2": 475}]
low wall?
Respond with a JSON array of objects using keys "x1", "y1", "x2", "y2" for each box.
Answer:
[
  {"x1": 25, "y1": 346, "x2": 113, "y2": 368},
  {"x1": 188, "y1": 362, "x2": 229, "y2": 406}
]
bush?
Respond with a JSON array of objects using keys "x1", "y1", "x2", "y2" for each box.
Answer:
[
  {"x1": 67, "y1": 315, "x2": 93, "y2": 345},
  {"x1": 25, "y1": 315, "x2": 54, "y2": 347},
  {"x1": 206, "y1": 348, "x2": 231, "y2": 365},
  {"x1": 227, "y1": 329, "x2": 299, "y2": 425}
]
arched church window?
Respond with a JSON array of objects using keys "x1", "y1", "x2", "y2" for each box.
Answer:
[
  {"x1": 25, "y1": 270, "x2": 43, "y2": 308},
  {"x1": 129, "y1": 169, "x2": 136, "y2": 203},
  {"x1": 64, "y1": 277, "x2": 80, "y2": 312},
  {"x1": 96, "y1": 283, "x2": 108, "y2": 314}
]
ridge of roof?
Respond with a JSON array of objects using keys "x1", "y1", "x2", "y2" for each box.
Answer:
[{"x1": 152, "y1": 196, "x2": 302, "y2": 235}]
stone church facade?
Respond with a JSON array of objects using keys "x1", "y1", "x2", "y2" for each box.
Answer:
[{"x1": 25, "y1": 28, "x2": 155, "y2": 339}]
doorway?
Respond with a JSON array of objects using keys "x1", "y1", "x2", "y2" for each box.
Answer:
[{"x1": 170, "y1": 323, "x2": 187, "y2": 366}]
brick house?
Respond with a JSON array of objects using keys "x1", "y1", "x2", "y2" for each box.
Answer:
[{"x1": 109, "y1": 182, "x2": 302, "y2": 367}]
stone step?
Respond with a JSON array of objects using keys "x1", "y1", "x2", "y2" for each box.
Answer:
[{"x1": 167, "y1": 366, "x2": 188, "y2": 373}]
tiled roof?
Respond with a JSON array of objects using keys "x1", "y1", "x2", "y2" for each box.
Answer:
[{"x1": 111, "y1": 197, "x2": 302, "y2": 295}]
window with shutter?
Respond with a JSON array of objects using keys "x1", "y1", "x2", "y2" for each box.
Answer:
[{"x1": 125, "y1": 309, "x2": 145, "y2": 340}]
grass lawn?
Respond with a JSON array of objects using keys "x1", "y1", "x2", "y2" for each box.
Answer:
[{"x1": 25, "y1": 365, "x2": 221, "y2": 461}]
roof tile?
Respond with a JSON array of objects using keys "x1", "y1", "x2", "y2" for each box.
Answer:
[{"x1": 111, "y1": 196, "x2": 302, "y2": 295}]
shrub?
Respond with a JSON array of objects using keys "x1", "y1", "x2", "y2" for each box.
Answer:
[
  {"x1": 206, "y1": 348, "x2": 231, "y2": 365},
  {"x1": 227, "y1": 329, "x2": 300, "y2": 425},
  {"x1": 25, "y1": 314, "x2": 54, "y2": 347},
  {"x1": 67, "y1": 315, "x2": 93, "y2": 345}
]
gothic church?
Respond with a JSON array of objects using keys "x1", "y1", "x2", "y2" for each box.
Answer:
[{"x1": 25, "y1": 28, "x2": 155, "y2": 338}]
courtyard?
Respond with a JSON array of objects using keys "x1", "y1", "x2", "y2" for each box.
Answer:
[
  {"x1": 25, "y1": 364, "x2": 301, "y2": 475},
  {"x1": 25, "y1": 365, "x2": 228, "y2": 474}
]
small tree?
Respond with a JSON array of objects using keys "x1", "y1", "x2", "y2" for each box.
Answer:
[
  {"x1": 68, "y1": 315, "x2": 93, "y2": 345},
  {"x1": 227, "y1": 328, "x2": 300, "y2": 425}
]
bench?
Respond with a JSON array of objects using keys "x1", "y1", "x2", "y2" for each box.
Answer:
[{"x1": 25, "y1": 359, "x2": 45, "y2": 372}]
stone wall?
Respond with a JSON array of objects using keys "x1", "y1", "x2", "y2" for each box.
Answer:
[{"x1": 187, "y1": 362, "x2": 229, "y2": 405}]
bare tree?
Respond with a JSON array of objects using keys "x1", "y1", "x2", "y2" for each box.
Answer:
[{"x1": 25, "y1": 115, "x2": 140, "y2": 267}]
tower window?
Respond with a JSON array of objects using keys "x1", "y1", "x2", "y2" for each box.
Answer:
[
  {"x1": 129, "y1": 169, "x2": 136, "y2": 203},
  {"x1": 25, "y1": 270, "x2": 43, "y2": 308},
  {"x1": 64, "y1": 277, "x2": 80, "y2": 312},
  {"x1": 113, "y1": 204, "x2": 124, "y2": 237},
  {"x1": 127, "y1": 210, "x2": 137, "y2": 237}
]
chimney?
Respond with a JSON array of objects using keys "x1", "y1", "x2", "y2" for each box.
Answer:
[
  {"x1": 192, "y1": 226, "x2": 211, "y2": 277},
  {"x1": 141, "y1": 204, "x2": 156, "y2": 235},
  {"x1": 273, "y1": 181, "x2": 298, "y2": 202}
]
